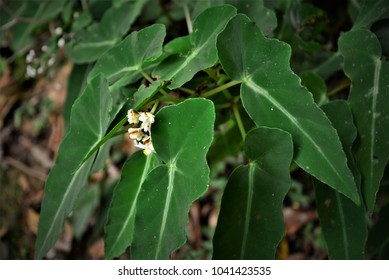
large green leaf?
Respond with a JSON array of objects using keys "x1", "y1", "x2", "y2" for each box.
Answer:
[
  {"x1": 88, "y1": 24, "x2": 166, "y2": 90},
  {"x1": 353, "y1": 0, "x2": 389, "y2": 30},
  {"x1": 217, "y1": 14, "x2": 360, "y2": 204},
  {"x1": 213, "y1": 127, "x2": 293, "y2": 259},
  {"x1": 131, "y1": 98, "x2": 215, "y2": 259},
  {"x1": 66, "y1": 0, "x2": 147, "y2": 63},
  {"x1": 35, "y1": 75, "x2": 113, "y2": 259},
  {"x1": 104, "y1": 151, "x2": 158, "y2": 259},
  {"x1": 299, "y1": 71, "x2": 328, "y2": 106},
  {"x1": 339, "y1": 29, "x2": 389, "y2": 211},
  {"x1": 314, "y1": 100, "x2": 367, "y2": 259},
  {"x1": 153, "y1": 5, "x2": 236, "y2": 89}
]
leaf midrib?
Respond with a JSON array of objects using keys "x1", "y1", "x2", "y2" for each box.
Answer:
[
  {"x1": 334, "y1": 191, "x2": 349, "y2": 259},
  {"x1": 155, "y1": 164, "x2": 176, "y2": 259},
  {"x1": 240, "y1": 164, "x2": 255, "y2": 259}
]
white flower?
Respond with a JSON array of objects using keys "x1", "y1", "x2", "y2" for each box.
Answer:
[
  {"x1": 26, "y1": 65, "x2": 36, "y2": 78},
  {"x1": 26, "y1": 50, "x2": 35, "y2": 63},
  {"x1": 48, "y1": 56, "x2": 56, "y2": 66},
  {"x1": 54, "y1": 27, "x2": 63, "y2": 35},
  {"x1": 57, "y1": 37, "x2": 65, "y2": 48},
  {"x1": 127, "y1": 109, "x2": 140, "y2": 124},
  {"x1": 41, "y1": 45, "x2": 48, "y2": 52},
  {"x1": 139, "y1": 112, "x2": 155, "y2": 132},
  {"x1": 134, "y1": 136, "x2": 155, "y2": 155},
  {"x1": 128, "y1": 127, "x2": 145, "y2": 141}
]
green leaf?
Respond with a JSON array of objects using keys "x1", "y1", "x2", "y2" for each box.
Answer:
[
  {"x1": 314, "y1": 100, "x2": 367, "y2": 260},
  {"x1": 217, "y1": 14, "x2": 360, "y2": 204},
  {"x1": 104, "y1": 151, "x2": 159, "y2": 260},
  {"x1": 154, "y1": 5, "x2": 237, "y2": 89},
  {"x1": 366, "y1": 203, "x2": 389, "y2": 258},
  {"x1": 72, "y1": 185, "x2": 100, "y2": 239},
  {"x1": 339, "y1": 29, "x2": 389, "y2": 211},
  {"x1": 213, "y1": 127, "x2": 293, "y2": 259},
  {"x1": 353, "y1": 0, "x2": 389, "y2": 30},
  {"x1": 66, "y1": 0, "x2": 147, "y2": 63},
  {"x1": 299, "y1": 71, "x2": 328, "y2": 106},
  {"x1": 190, "y1": 0, "x2": 276, "y2": 34},
  {"x1": 64, "y1": 64, "x2": 93, "y2": 132},
  {"x1": 88, "y1": 24, "x2": 166, "y2": 90},
  {"x1": 131, "y1": 98, "x2": 215, "y2": 259},
  {"x1": 35, "y1": 75, "x2": 113, "y2": 259}
]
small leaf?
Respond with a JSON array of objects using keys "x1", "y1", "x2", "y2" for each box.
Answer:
[
  {"x1": 104, "y1": 151, "x2": 159, "y2": 260},
  {"x1": 35, "y1": 75, "x2": 113, "y2": 259},
  {"x1": 66, "y1": 0, "x2": 147, "y2": 63},
  {"x1": 131, "y1": 98, "x2": 215, "y2": 259},
  {"x1": 314, "y1": 100, "x2": 367, "y2": 259},
  {"x1": 217, "y1": 14, "x2": 360, "y2": 204},
  {"x1": 213, "y1": 127, "x2": 293, "y2": 259},
  {"x1": 88, "y1": 24, "x2": 166, "y2": 90},
  {"x1": 154, "y1": 5, "x2": 236, "y2": 89},
  {"x1": 339, "y1": 29, "x2": 389, "y2": 211}
]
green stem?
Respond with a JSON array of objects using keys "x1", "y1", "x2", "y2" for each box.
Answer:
[
  {"x1": 201, "y1": 80, "x2": 241, "y2": 98},
  {"x1": 140, "y1": 70, "x2": 170, "y2": 97},
  {"x1": 179, "y1": 87, "x2": 196, "y2": 95},
  {"x1": 79, "y1": 116, "x2": 128, "y2": 168},
  {"x1": 150, "y1": 100, "x2": 160, "y2": 114},
  {"x1": 232, "y1": 103, "x2": 246, "y2": 140}
]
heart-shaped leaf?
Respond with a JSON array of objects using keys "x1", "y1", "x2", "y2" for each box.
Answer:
[
  {"x1": 339, "y1": 29, "x2": 389, "y2": 211},
  {"x1": 217, "y1": 14, "x2": 360, "y2": 204},
  {"x1": 131, "y1": 98, "x2": 215, "y2": 259},
  {"x1": 213, "y1": 127, "x2": 293, "y2": 259}
]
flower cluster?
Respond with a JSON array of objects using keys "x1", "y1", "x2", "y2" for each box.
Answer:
[
  {"x1": 127, "y1": 109, "x2": 155, "y2": 155},
  {"x1": 24, "y1": 26, "x2": 67, "y2": 79}
]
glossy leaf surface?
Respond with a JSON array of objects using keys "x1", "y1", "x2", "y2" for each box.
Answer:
[
  {"x1": 339, "y1": 29, "x2": 389, "y2": 211},
  {"x1": 315, "y1": 100, "x2": 367, "y2": 259},
  {"x1": 217, "y1": 14, "x2": 359, "y2": 204},
  {"x1": 66, "y1": 0, "x2": 147, "y2": 63},
  {"x1": 131, "y1": 98, "x2": 215, "y2": 259},
  {"x1": 154, "y1": 5, "x2": 236, "y2": 89},
  {"x1": 213, "y1": 127, "x2": 293, "y2": 259},
  {"x1": 105, "y1": 151, "x2": 158, "y2": 259},
  {"x1": 35, "y1": 75, "x2": 113, "y2": 259}
]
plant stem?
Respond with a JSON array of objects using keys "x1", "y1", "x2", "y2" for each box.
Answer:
[
  {"x1": 179, "y1": 87, "x2": 196, "y2": 95},
  {"x1": 184, "y1": 4, "x2": 193, "y2": 34},
  {"x1": 140, "y1": 70, "x2": 170, "y2": 97},
  {"x1": 201, "y1": 80, "x2": 240, "y2": 98},
  {"x1": 327, "y1": 80, "x2": 350, "y2": 97},
  {"x1": 150, "y1": 100, "x2": 160, "y2": 114},
  {"x1": 232, "y1": 103, "x2": 246, "y2": 140}
]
